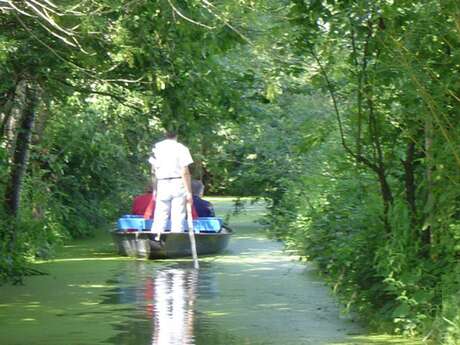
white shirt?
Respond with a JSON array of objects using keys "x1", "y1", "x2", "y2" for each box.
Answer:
[{"x1": 149, "y1": 139, "x2": 193, "y2": 179}]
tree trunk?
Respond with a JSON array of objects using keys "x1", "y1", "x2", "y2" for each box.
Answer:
[
  {"x1": 423, "y1": 114, "x2": 434, "y2": 248},
  {"x1": 31, "y1": 97, "x2": 50, "y2": 145},
  {"x1": 376, "y1": 167, "x2": 393, "y2": 233},
  {"x1": 4, "y1": 80, "x2": 39, "y2": 217},
  {"x1": 0, "y1": 86, "x2": 17, "y2": 145},
  {"x1": 402, "y1": 141, "x2": 417, "y2": 226}
]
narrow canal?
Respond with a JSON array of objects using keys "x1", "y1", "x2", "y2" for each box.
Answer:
[{"x1": 0, "y1": 199, "x2": 423, "y2": 345}]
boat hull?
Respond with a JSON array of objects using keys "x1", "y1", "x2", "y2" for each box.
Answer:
[{"x1": 112, "y1": 231, "x2": 231, "y2": 259}]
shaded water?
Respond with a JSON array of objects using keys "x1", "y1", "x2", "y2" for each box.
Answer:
[{"x1": 0, "y1": 199, "x2": 424, "y2": 345}]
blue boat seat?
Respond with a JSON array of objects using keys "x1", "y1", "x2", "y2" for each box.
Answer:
[{"x1": 116, "y1": 216, "x2": 223, "y2": 233}]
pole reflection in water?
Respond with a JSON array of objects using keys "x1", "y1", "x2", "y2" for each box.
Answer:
[{"x1": 151, "y1": 268, "x2": 198, "y2": 345}]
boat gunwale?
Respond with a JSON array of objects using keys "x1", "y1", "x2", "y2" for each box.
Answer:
[{"x1": 111, "y1": 230, "x2": 230, "y2": 236}]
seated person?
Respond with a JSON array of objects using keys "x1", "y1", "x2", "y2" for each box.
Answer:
[
  {"x1": 132, "y1": 182, "x2": 199, "y2": 222},
  {"x1": 132, "y1": 184, "x2": 156, "y2": 218},
  {"x1": 191, "y1": 180, "x2": 215, "y2": 217}
]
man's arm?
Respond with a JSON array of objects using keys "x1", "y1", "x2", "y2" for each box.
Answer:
[{"x1": 181, "y1": 166, "x2": 193, "y2": 204}]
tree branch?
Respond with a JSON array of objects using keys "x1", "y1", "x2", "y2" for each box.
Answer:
[
  {"x1": 53, "y1": 79, "x2": 144, "y2": 113},
  {"x1": 167, "y1": 0, "x2": 215, "y2": 29},
  {"x1": 200, "y1": 0, "x2": 253, "y2": 44}
]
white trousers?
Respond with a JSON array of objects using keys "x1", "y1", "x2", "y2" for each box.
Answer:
[{"x1": 153, "y1": 179, "x2": 187, "y2": 233}]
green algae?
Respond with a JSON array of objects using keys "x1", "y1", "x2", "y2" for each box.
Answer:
[{"x1": 0, "y1": 198, "x2": 427, "y2": 345}]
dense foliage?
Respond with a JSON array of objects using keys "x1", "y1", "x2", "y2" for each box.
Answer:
[
  {"x1": 245, "y1": 1, "x2": 460, "y2": 343},
  {"x1": 0, "y1": 0, "x2": 458, "y2": 343}
]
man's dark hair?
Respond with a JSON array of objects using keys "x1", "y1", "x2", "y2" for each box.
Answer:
[
  {"x1": 165, "y1": 131, "x2": 177, "y2": 139},
  {"x1": 144, "y1": 183, "x2": 154, "y2": 193},
  {"x1": 192, "y1": 180, "x2": 204, "y2": 196}
]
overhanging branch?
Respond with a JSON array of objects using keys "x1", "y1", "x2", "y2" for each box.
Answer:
[{"x1": 53, "y1": 79, "x2": 144, "y2": 113}]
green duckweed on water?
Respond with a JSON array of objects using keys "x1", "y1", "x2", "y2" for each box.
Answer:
[{"x1": 0, "y1": 198, "x2": 427, "y2": 345}]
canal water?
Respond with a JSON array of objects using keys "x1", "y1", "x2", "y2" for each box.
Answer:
[{"x1": 0, "y1": 198, "x2": 423, "y2": 345}]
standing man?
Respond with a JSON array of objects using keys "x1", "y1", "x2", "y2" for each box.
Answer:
[{"x1": 149, "y1": 131, "x2": 193, "y2": 235}]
